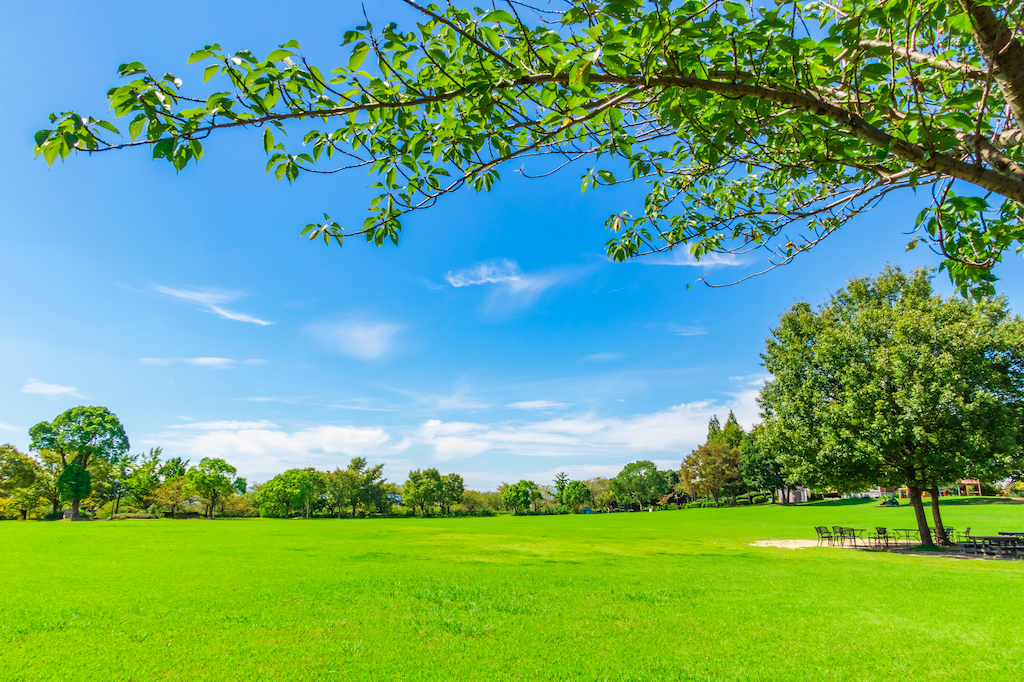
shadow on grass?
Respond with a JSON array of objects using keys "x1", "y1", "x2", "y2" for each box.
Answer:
[{"x1": 800, "y1": 498, "x2": 879, "y2": 508}]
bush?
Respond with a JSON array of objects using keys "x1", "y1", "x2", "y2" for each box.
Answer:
[
  {"x1": 111, "y1": 513, "x2": 159, "y2": 520},
  {"x1": 752, "y1": 495, "x2": 766, "y2": 505}
]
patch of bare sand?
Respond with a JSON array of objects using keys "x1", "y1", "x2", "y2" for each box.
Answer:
[{"x1": 748, "y1": 539, "x2": 818, "y2": 549}]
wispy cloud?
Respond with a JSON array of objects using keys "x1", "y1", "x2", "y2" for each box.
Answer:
[
  {"x1": 140, "y1": 357, "x2": 265, "y2": 369},
  {"x1": 585, "y1": 351, "x2": 625, "y2": 362},
  {"x1": 645, "y1": 251, "x2": 748, "y2": 268},
  {"x1": 21, "y1": 378, "x2": 82, "y2": 399},
  {"x1": 0, "y1": 422, "x2": 20, "y2": 431},
  {"x1": 418, "y1": 388, "x2": 761, "y2": 462},
  {"x1": 152, "y1": 284, "x2": 272, "y2": 326},
  {"x1": 183, "y1": 357, "x2": 236, "y2": 369},
  {"x1": 507, "y1": 400, "x2": 571, "y2": 410},
  {"x1": 161, "y1": 421, "x2": 410, "y2": 479},
  {"x1": 307, "y1": 321, "x2": 403, "y2": 360},
  {"x1": 669, "y1": 325, "x2": 708, "y2": 336},
  {"x1": 444, "y1": 259, "x2": 567, "y2": 311}
]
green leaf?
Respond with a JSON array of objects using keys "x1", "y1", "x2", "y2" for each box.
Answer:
[
  {"x1": 481, "y1": 10, "x2": 517, "y2": 24},
  {"x1": 203, "y1": 65, "x2": 219, "y2": 83},
  {"x1": 263, "y1": 128, "x2": 275, "y2": 154},
  {"x1": 187, "y1": 50, "x2": 212, "y2": 64},
  {"x1": 266, "y1": 49, "x2": 294, "y2": 63},
  {"x1": 349, "y1": 43, "x2": 370, "y2": 71}
]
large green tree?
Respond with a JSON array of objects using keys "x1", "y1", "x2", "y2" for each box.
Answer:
[
  {"x1": 563, "y1": 480, "x2": 592, "y2": 512},
  {"x1": 29, "y1": 406, "x2": 130, "y2": 518},
  {"x1": 34, "y1": 0, "x2": 1024, "y2": 294},
  {"x1": 185, "y1": 458, "x2": 238, "y2": 519},
  {"x1": 609, "y1": 460, "x2": 669, "y2": 510},
  {"x1": 0, "y1": 445, "x2": 37, "y2": 495},
  {"x1": 759, "y1": 266, "x2": 1024, "y2": 545}
]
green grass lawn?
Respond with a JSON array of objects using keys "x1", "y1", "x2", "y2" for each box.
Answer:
[{"x1": 2, "y1": 498, "x2": 1022, "y2": 681}]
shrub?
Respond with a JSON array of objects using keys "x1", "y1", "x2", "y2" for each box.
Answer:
[
  {"x1": 111, "y1": 513, "x2": 159, "y2": 520},
  {"x1": 752, "y1": 495, "x2": 766, "y2": 505}
]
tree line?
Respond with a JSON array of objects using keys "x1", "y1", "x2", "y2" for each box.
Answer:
[{"x1": 4, "y1": 268, "x2": 1023, "y2": 547}]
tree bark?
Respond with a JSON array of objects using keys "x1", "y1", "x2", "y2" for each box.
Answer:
[
  {"x1": 907, "y1": 485, "x2": 934, "y2": 547},
  {"x1": 928, "y1": 486, "x2": 949, "y2": 545},
  {"x1": 958, "y1": 0, "x2": 1024, "y2": 134},
  {"x1": 71, "y1": 498, "x2": 80, "y2": 519}
]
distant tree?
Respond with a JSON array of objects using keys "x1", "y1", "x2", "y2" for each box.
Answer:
[
  {"x1": 501, "y1": 481, "x2": 533, "y2": 515},
  {"x1": 186, "y1": 458, "x2": 238, "y2": 519},
  {"x1": 459, "y1": 489, "x2": 489, "y2": 514},
  {"x1": 760, "y1": 266, "x2": 1024, "y2": 545},
  {"x1": 159, "y1": 457, "x2": 189, "y2": 479},
  {"x1": 154, "y1": 475, "x2": 190, "y2": 518},
  {"x1": 712, "y1": 411, "x2": 746, "y2": 448},
  {"x1": 553, "y1": 472, "x2": 569, "y2": 505},
  {"x1": 739, "y1": 431, "x2": 786, "y2": 505},
  {"x1": 127, "y1": 448, "x2": 163, "y2": 510},
  {"x1": 9, "y1": 484, "x2": 45, "y2": 521},
  {"x1": 0, "y1": 444, "x2": 37, "y2": 494},
  {"x1": 610, "y1": 461, "x2": 668, "y2": 511},
  {"x1": 324, "y1": 467, "x2": 355, "y2": 518},
  {"x1": 57, "y1": 462, "x2": 92, "y2": 515},
  {"x1": 29, "y1": 406, "x2": 129, "y2": 518},
  {"x1": 594, "y1": 491, "x2": 617, "y2": 513},
  {"x1": 259, "y1": 469, "x2": 314, "y2": 518},
  {"x1": 403, "y1": 469, "x2": 442, "y2": 517},
  {"x1": 681, "y1": 442, "x2": 743, "y2": 506},
  {"x1": 706, "y1": 416, "x2": 722, "y2": 444},
  {"x1": 440, "y1": 473, "x2": 465, "y2": 516},
  {"x1": 563, "y1": 480, "x2": 591, "y2": 513},
  {"x1": 34, "y1": 451, "x2": 64, "y2": 516}
]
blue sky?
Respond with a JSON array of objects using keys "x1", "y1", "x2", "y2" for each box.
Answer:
[{"x1": 3, "y1": 0, "x2": 1022, "y2": 489}]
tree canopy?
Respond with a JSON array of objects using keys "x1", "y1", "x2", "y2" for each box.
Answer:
[
  {"x1": 33, "y1": 0, "x2": 1024, "y2": 294},
  {"x1": 758, "y1": 265, "x2": 1024, "y2": 544},
  {"x1": 610, "y1": 460, "x2": 669, "y2": 509}
]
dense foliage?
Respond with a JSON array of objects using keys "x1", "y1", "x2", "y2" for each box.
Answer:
[
  {"x1": 33, "y1": 0, "x2": 1024, "y2": 294},
  {"x1": 758, "y1": 265, "x2": 1024, "y2": 544}
]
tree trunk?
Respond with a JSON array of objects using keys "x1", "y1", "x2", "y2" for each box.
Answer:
[
  {"x1": 71, "y1": 498, "x2": 81, "y2": 519},
  {"x1": 907, "y1": 485, "x2": 934, "y2": 547},
  {"x1": 781, "y1": 486, "x2": 789, "y2": 505},
  {"x1": 115, "y1": 495, "x2": 121, "y2": 514},
  {"x1": 928, "y1": 486, "x2": 949, "y2": 545},
  {"x1": 170, "y1": 504, "x2": 176, "y2": 519},
  {"x1": 20, "y1": 509, "x2": 28, "y2": 520}
]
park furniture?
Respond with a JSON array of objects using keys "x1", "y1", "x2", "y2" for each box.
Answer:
[
  {"x1": 838, "y1": 527, "x2": 866, "y2": 547},
  {"x1": 814, "y1": 526, "x2": 835, "y2": 546},
  {"x1": 954, "y1": 527, "x2": 972, "y2": 542},
  {"x1": 970, "y1": 536, "x2": 1023, "y2": 560},
  {"x1": 867, "y1": 527, "x2": 891, "y2": 548}
]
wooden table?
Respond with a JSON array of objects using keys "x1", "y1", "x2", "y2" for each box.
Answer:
[{"x1": 969, "y1": 536, "x2": 1023, "y2": 559}]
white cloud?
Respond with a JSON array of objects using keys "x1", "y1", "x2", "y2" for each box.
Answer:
[
  {"x1": 140, "y1": 357, "x2": 265, "y2": 369},
  {"x1": 308, "y1": 321, "x2": 403, "y2": 360},
  {"x1": 153, "y1": 283, "x2": 272, "y2": 326},
  {"x1": 507, "y1": 400, "x2": 571, "y2": 410},
  {"x1": 418, "y1": 389, "x2": 761, "y2": 462},
  {"x1": 444, "y1": 259, "x2": 565, "y2": 311},
  {"x1": 170, "y1": 419, "x2": 279, "y2": 430},
  {"x1": 21, "y1": 378, "x2": 82, "y2": 399},
  {"x1": 646, "y1": 251, "x2": 747, "y2": 268},
  {"x1": 183, "y1": 357, "x2": 235, "y2": 369},
  {"x1": 669, "y1": 325, "x2": 708, "y2": 336},
  {"x1": 585, "y1": 351, "x2": 625, "y2": 361},
  {"x1": 161, "y1": 421, "x2": 410, "y2": 478},
  {"x1": 0, "y1": 422, "x2": 19, "y2": 431}
]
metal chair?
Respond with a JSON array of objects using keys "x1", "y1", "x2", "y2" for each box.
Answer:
[
  {"x1": 867, "y1": 527, "x2": 890, "y2": 548},
  {"x1": 815, "y1": 526, "x2": 834, "y2": 546},
  {"x1": 831, "y1": 526, "x2": 846, "y2": 546},
  {"x1": 954, "y1": 527, "x2": 972, "y2": 542}
]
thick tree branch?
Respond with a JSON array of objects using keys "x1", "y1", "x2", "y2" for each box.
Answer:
[
  {"x1": 959, "y1": 0, "x2": 1024, "y2": 133},
  {"x1": 858, "y1": 39, "x2": 990, "y2": 78}
]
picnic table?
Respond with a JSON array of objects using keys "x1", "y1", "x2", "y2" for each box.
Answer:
[{"x1": 966, "y1": 536, "x2": 1024, "y2": 559}]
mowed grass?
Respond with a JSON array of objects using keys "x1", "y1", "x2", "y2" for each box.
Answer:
[{"x1": 2, "y1": 499, "x2": 1023, "y2": 682}]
